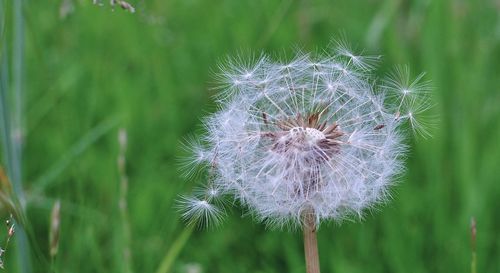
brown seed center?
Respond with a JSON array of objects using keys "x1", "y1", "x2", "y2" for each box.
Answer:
[{"x1": 262, "y1": 112, "x2": 345, "y2": 161}]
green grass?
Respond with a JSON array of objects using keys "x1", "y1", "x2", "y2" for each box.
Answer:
[{"x1": 0, "y1": 0, "x2": 499, "y2": 272}]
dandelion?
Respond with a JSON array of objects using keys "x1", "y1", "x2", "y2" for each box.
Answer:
[{"x1": 179, "y1": 42, "x2": 431, "y2": 273}]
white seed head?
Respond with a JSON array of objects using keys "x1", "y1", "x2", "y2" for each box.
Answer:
[{"x1": 180, "y1": 44, "x2": 431, "y2": 229}]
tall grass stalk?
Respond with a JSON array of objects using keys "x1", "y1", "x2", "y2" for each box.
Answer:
[
  {"x1": 471, "y1": 218, "x2": 477, "y2": 273},
  {"x1": 31, "y1": 118, "x2": 119, "y2": 195},
  {"x1": 118, "y1": 128, "x2": 133, "y2": 273},
  {"x1": 155, "y1": 226, "x2": 194, "y2": 273},
  {"x1": 49, "y1": 200, "x2": 61, "y2": 273},
  {"x1": 0, "y1": 0, "x2": 32, "y2": 271}
]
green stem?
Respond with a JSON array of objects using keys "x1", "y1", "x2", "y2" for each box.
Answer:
[{"x1": 155, "y1": 226, "x2": 194, "y2": 273}]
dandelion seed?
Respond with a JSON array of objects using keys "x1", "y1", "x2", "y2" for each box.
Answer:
[{"x1": 177, "y1": 196, "x2": 224, "y2": 228}]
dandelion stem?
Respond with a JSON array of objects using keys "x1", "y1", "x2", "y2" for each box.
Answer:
[{"x1": 303, "y1": 212, "x2": 320, "y2": 273}]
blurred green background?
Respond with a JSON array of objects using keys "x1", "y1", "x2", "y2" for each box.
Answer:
[{"x1": 0, "y1": 0, "x2": 499, "y2": 272}]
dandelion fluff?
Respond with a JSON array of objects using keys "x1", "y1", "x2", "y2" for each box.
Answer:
[
  {"x1": 180, "y1": 45, "x2": 431, "y2": 229},
  {"x1": 177, "y1": 195, "x2": 224, "y2": 228}
]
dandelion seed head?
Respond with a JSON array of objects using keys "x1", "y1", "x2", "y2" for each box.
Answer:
[{"x1": 180, "y1": 43, "x2": 432, "y2": 229}]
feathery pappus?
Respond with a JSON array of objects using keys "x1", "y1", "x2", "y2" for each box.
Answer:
[{"x1": 179, "y1": 42, "x2": 432, "y2": 229}]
